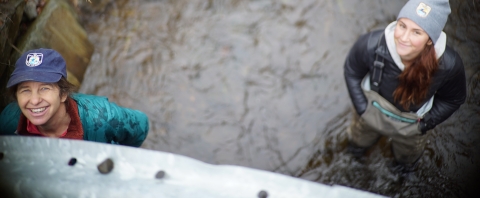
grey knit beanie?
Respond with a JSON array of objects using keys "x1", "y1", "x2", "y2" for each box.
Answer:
[{"x1": 397, "y1": 0, "x2": 451, "y2": 44}]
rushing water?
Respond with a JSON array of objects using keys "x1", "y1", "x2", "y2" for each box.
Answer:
[{"x1": 78, "y1": 0, "x2": 480, "y2": 197}]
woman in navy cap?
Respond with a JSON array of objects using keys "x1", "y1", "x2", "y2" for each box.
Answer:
[
  {"x1": 344, "y1": 0, "x2": 466, "y2": 171},
  {"x1": 0, "y1": 48, "x2": 149, "y2": 147}
]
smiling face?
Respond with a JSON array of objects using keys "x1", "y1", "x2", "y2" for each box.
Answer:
[
  {"x1": 394, "y1": 18, "x2": 432, "y2": 64},
  {"x1": 16, "y1": 81, "x2": 67, "y2": 127}
]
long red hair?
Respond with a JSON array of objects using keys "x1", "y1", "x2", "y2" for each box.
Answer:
[{"x1": 393, "y1": 42, "x2": 438, "y2": 110}]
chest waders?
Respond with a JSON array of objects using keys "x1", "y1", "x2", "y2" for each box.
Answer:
[
  {"x1": 361, "y1": 39, "x2": 422, "y2": 137},
  {"x1": 347, "y1": 33, "x2": 428, "y2": 165}
]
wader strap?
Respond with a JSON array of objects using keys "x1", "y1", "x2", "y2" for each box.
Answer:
[{"x1": 371, "y1": 33, "x2": 385, "y2": 93}]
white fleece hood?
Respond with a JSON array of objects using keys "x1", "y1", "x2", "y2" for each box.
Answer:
[{"x1": 384, "y1": 21, "x2": 447, "y2": 71}]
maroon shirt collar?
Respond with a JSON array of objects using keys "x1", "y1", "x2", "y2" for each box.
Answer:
[{"x1": 16, "y1": 97, "x2": 84, "y2": 140}]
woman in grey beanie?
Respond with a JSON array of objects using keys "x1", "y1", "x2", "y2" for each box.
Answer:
[{"x1": 343, "y1": 0, "x2": 466, "y2": 172}]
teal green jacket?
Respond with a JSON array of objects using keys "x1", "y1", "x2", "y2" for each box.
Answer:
[{"x1": 0, "y1": 93, "x2": 149, "y2": 147}]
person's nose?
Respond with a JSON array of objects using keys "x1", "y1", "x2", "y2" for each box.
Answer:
[
  {"x1": 29, "y1": 91, "x2": 42, "y2": 105},
  {"x1": 400, "y1": 30, "x2": 410, "y2": 42}
]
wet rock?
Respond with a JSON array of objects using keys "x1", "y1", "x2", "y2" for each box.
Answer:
[
  {"x1": 76, "y1": 0, "x2": 112, "y2": 14},
  {"x1": 68, "y1": 157, "x2": 77, "y2": 166},
  {"x1": 97, "y1": 158, "x2": 114, "y2": 174},
  {"x1": 24, "y1": 0, "x2": 38, "y2": 20},
  {"x1": 257, "y1": 190, "x2": 268, "y2": 198},
  {"x1": 155, "y1": 170, "x2": 165, "y2": 179},
  {"x1": 11, "y1": 0, "x2": 94, "y2": 86}
]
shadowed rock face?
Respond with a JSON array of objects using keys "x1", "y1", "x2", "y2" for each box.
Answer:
[
  {"x1": 435, "y1": 0, "x2": 480, "y2": 197},
  {"x1": 0, "y1": 0, "x2": 24, "y2": 112},
  {"x1": 70, "y1": 0, "x2": 480, "y2": 197}
]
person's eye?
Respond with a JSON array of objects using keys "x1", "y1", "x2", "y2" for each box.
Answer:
[
  {"x1": 40, "y1": 87, "x2": 51, "y2": 91},
  {"x1": 18, "y1": 89, "x2": 30, "y2": 93}
]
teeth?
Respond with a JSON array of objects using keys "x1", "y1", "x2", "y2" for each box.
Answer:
[{"x1": 31, "y1": 107, "x2": 46, "y2": 113}]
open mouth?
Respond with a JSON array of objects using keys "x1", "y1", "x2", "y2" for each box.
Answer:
[{"x1": 31, "y1": 107, "x2": 46, "y2": 113}]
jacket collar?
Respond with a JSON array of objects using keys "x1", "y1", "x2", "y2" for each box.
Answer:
[
  {"x1": 16, "y1": 97, "x2": 84, "y2": 140},
  {"x1": 383, "y1": 21, "x2": 447, "y2": 71}
]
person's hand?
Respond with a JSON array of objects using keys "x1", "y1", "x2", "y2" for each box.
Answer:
[
  {"x1": 418, "y1": 119, "x2": 428, "y2": 135},
  {"x1": 357, "y1": 103, "x2": 367, "y2": 116}
]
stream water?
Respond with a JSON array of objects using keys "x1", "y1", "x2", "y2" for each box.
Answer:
[{"x1": 78, "y1": 0, "x2": 480, "y2": 197}]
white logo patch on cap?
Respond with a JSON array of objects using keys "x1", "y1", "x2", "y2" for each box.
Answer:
[
  {"x1": 416, "y1": 3, "x2": 431, "y2": 18},
  {"x1": 25, "y1": 53, "x2": 43, "y2": 67}
]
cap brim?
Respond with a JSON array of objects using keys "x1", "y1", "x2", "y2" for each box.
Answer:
[{"x1": 6, "y1": 71, "x2": 62, "y2": 88}]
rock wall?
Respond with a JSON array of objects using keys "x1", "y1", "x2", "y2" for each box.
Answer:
[{"x1": 0, "y1": 0, "x2": 24, "y2": 113}]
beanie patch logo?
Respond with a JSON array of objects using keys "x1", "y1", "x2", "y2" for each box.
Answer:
[
  {"x1": 25, "y1": 53, "x2": 43, "y2": 67},
  {"x1": 416, "y1": 3, "x2": 431, "y2": 17}
]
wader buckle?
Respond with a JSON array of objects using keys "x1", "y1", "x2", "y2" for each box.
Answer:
[
  {"x1": 372, "y1": 60, "x2": 384, "y2": 87},
  {"x1": 373, "y1": 60, "x2": 384, "y2": 69}
]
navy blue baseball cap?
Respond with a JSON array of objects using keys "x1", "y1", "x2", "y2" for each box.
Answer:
[{"x1": 7, "y1": 48, "x2": 67, "y2": 88}]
